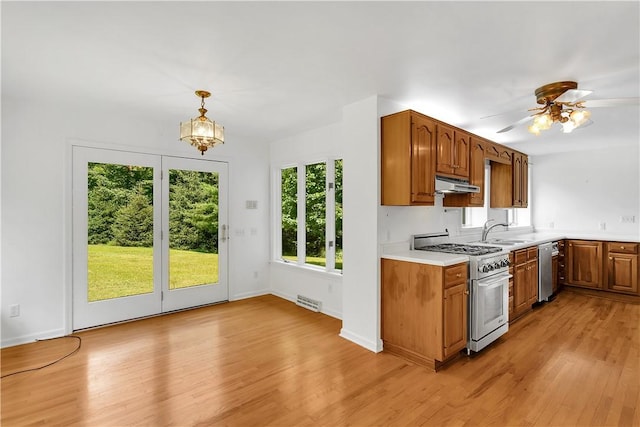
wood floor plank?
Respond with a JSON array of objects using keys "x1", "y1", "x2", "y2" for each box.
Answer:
[{"x1": 1, "y1": 291, "x2": 638, "y2": 426}]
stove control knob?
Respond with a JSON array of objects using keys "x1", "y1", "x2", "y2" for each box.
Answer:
[
  {"x1": 493, "y1": 262, "x2": 501, "y2": 270},
  {"x1": 482, "y1": 265, "x2": 490, "y2": 273},
  {"x1": 501, "y1": 259, "x2": 510, "y2": 267}
]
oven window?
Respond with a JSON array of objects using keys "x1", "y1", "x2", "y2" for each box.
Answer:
[{"x1": 483, "y1": 284, "x2": 505, "y2": 324}]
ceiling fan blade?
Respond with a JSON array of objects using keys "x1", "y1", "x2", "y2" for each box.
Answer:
[
  {"x1": 582, "y1": 97, "x2": 639, "y2": 108},
  {"x1": 555, "y1": 89, "x2": 593, "y2": 103},
  {"x1": 496, "y1": 115, "x2": 533, "y2": 133}
]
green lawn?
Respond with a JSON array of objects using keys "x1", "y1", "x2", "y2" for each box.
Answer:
[{"x1": 88, "y1": 245, "x2": 218, "y2": 301}]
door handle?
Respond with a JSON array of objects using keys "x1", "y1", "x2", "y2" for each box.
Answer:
[{"x1": 221, "y1": 224, "x2": 228, "y2": 243}]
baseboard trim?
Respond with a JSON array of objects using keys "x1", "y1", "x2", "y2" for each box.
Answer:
[
  {"x1": 230, "y1": 289, "x2": 271, "y2": 301},
  {"x1": 1, "y1": 328, "x2": 67, "y2": 349},
  {"x1": 339, "y1": 328, "x2": 382, "y2": 353}
]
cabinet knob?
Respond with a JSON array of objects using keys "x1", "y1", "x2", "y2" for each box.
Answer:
[
  {"x1": 609, "y1": 257, "x2": 613, "y2": 260},
  {"x1": 464, "y1": 290, "x2": 469, "y2": 295},
  {"x1": 456, "y1": 273, "x2": 462, "y2": 278},
  {"x1": 621, "y1": 246, "x2": 625, "y2": 250}
]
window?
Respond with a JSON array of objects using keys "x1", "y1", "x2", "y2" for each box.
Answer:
[
  {"x1": 277, "y1": 159, "x2": 342, "y2": 272},
  {"x1": 462, "y1": 163, "x2": 489, "y2": 228},
  {"x1": 281, "y1": 166, "x2": 298, "y2": 263},
  {"x1": 462, "y1": 163, "x2": 531, "y2": 228}
]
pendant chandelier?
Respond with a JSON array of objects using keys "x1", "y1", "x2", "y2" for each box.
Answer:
[{"x1": 180, "y1": 90, "x2": 224, "y2": 155}]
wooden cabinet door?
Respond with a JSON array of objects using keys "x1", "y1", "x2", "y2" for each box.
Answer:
[
  {"x1": 552, "y1": 255, "x2": 558, "y2": 293},
  {"x1": 567, "y1": 240, "x2": 603, "y2": 288},
  {"x1": 512, "y1": 153, "x2": 523, "y2": 207},
  {"x1": 443, "y1": 137, "x2": 484, "y2": 208},
  {"x1": 436, "y1": 124, "x2": 455, "y2": 176},
  {"x1": 526, "y1": 258, "x2": 538, "y2": 305},
  {"x1": 513, "y1": 261, "x2": 528, "y2": 317},
  {"x1": 453, "y1": 131, "x2": 470, "y2": 178},
  {"x1": 607, "y1": 253, "x2": 638, "y2": 294},
  {"x1": 521, "y1": 155, "x2": 529, "y2": 207},
  {"x1": 468, "y1": 138, "x2": 485, "y2": 206},
  {"x1": 411, "y1": 115, "x2": 437, "y2": 204},
  {"x1": 443, "y1": 282, "x2": 467, "y2": 358}
]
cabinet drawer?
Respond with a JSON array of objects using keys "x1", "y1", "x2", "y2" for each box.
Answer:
[
  {"x1": 514, "y1": 249, "x2": 527, "y2": 264},
  {"x1": 444, "y1": 264, "x2": 467, "y2": 287},
  {"x1": 607, "y1": 242, "x2": 638, "y2": 254},
  {"x1": 526, "y1": 247, "x2": 538, "y2": 260}
]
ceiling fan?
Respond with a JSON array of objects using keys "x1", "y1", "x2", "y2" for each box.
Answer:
[{"x1": 494, "y1": 81, "x2": 639, "y2": 135}]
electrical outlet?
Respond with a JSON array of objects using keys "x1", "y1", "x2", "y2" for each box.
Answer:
[
  {"x1": 9, "y1": 304, "x2": 20, "y2": 318},
  {"x1": 620, "y1": 215, "x2": 636, "y2": 223},
  {"x1": 598, "y1": 222, "x2": 606, "y2": 231}
]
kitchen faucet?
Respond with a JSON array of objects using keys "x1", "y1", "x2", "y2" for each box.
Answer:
[{"x1": 481, "y1": 219, "x2": 509, "y2": 242}]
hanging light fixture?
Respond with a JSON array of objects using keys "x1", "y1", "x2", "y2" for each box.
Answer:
[{"x1": 180, "y1": 90, "x2": 224, "y2": 155}]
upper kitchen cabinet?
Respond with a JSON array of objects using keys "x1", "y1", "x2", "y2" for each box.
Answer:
[
  {"x1": 512, "y1": 152, "x2": 528, "y2": 207},
  {"x1": 381, "y1": 110, "x2": 437, "y2": 206},
  {"x1": 490, "y1": 149, "x2": 528, "y2": 208},
  {"x1": 436, "y1": 125, "x2": 470, "y2": 179},
  {"x1": 443, "y1": 136, "x2": 485, "y2": 208}
]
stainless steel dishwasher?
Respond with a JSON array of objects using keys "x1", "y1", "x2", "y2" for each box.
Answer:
[{"x1": 538, "y1": 242, "x2": 554, "y2": 302}]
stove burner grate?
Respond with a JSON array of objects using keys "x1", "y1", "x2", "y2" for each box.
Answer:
[{"x1": 415, "y1": 243, "x2": 503, "y2": 256}]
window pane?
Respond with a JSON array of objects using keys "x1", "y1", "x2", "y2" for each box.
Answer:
[
  {"x1": 335, "y1": 159, "x2": 343, "y2": 270},
  {"x1": 281, "y1": 167, "x2": 298, "y2": 262},
  {"x1": 305, "y1": 163, "x2": 326, "y2": 267}
]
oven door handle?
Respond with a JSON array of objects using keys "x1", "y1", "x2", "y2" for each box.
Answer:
[{"x1": 477, "y1": 273, "x2": 513, "y2": 289}]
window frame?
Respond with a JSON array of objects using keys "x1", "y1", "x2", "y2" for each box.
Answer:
[{"x1": 273, "y1": 158, "x2": 342, "y2": 273}]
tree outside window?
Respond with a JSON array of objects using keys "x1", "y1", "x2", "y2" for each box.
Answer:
[{"x1": 279, "y1": 159, "x2": 342, "y2": 272}]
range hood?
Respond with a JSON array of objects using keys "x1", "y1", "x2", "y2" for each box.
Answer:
[{"x1": 435, "y1": 176, "x2": 480, "y2": 194}]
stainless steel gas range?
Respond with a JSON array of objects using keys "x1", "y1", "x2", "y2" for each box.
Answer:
[{"x1": 412, "y1": 232, "x2": 512, "y2": 353}]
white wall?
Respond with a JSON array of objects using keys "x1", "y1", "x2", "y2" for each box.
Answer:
[
  {"x1": 269, "y1": 122, "x2": 344, "y2": 319},
  {"x1": 1, "y1": 95, "x2": 270, "y2": 347},
  {"x1": 532, "y1": 145, "x2": 640, "y2": 238},
  {"x1": 340, "y1": 96, "x2": 381, "y2": 351}
]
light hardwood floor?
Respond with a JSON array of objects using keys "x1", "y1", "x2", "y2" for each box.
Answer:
[{"x1": 2, "y1": 290, "x2": 638, "y2": 426}]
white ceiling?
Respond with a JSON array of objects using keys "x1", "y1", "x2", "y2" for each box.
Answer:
[{"x1": 2, "y1": 1, "x2": 639, "y2": 156}]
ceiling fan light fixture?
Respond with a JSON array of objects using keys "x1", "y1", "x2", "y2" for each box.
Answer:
[
  {"x1": 180, "y1": 90, "x2": 225, "y2": 155},
  {"x1": 528, "y1": 124, "x2": 541, "y2": 135},
  {"x1": 532, "y1": 113, "x2": 553, "y2": 131},
  {"x1": 570, "y1": 109, "x2": 591, "y2": 127}
]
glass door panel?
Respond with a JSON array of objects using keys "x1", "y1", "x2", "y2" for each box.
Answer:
[
  {"x1": 161, "y1": 156, "x2": 228, "y2": 312},
  {"x1": 73, "y1": 147, "x2": 162, "y2": 330},
  {"x1": 87, "y1": 162, "x2": 155, "y2": 301},
  {"x1": 168, "y1": 169, "x2": 219, "y2": 289}
]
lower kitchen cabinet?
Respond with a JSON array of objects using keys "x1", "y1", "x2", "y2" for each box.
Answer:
[
  {"x1": 512, "y1": 246, "x2": 538, "y2": 320},
  {"x1": 566, "y1": 240, "x2": 603, "y2": 289},
  {"x1": 381, "y1": 258, "x2": 467, "y2": 370},
  {"x1": 606, "y1": 242, "x2": 639, "y2": 295}
]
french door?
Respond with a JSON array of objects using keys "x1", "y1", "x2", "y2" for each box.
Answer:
[{"x1": 72, "y1": 146, "x2": 228, "y2": 330}]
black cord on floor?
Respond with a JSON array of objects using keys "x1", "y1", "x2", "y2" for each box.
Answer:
[{"x1": 1, "y1": 335, "x2": 82, "y2": 379}]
